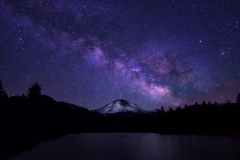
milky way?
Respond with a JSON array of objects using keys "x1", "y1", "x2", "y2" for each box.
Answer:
[{"x1": 0, "y1": 0, "x2": 240, "y2": 110}]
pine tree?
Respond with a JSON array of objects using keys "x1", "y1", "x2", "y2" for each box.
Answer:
[
  {"x1": 0, "y1": 80, "x2": 7, "y2": 99},
  {"x1": 176, "y1": 106, "x2": 182, "y2": 111},
  {"x1": 227, "y1": 100, "x2": 231, "y2": 104},
  {"x1": 208, "y1": 101, "x2": 212, "y2": 106},
  {"x1": 236, "y1": 93, "x2": 240, "y2": 103},
  {"x1": 21, "y1": 93, "x2": 27, "y2": 99},
  {"x1": 160, "y1": 106, "x2": 165, "y2": 113},
  {"x1": 202, "y1": 101, "x2": 207, "y2": 106},
  {"x1": 27, "y1": 82, "x2": 41, "y2": 99},
  {"x1": 184, "y1": 104, "x2": 189, "y2": 110}
]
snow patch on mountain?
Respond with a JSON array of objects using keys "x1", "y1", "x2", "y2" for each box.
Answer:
[{"x1": 93, "y1": 99, "x2": 147, "y2": 114}]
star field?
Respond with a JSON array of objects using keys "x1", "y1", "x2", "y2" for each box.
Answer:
[{"x1": 0, "y1": 0, "x2": 240, "y2": 110}]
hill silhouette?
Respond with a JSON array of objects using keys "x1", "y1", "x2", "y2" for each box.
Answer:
[{"x1": 1, "y1": 81, "x2": 240, "y2": 159}]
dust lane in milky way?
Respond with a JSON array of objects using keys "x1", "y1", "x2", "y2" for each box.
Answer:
[{"x1": 0, "y1": 0, "x2": 240, "y2": 110}]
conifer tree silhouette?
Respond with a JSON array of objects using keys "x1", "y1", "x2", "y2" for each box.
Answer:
[
  {"x1": 27, "y1": 82, "x2": 41, "y2": 99},
  {"x1": 168, "y1": 107, "x2": 173, "y2": 112},
  {"x1": 207, "y1": 101, "x2": 212, "y2": 106},
  {"x1": 160, "y1": 106, "x2": 165, "y2": 113},
  {"x1": 237, "y1": 93, "x2": 240, "y2": 103},
  {"x1": 0, "y1": 80, "x2": 7, "y2": 100},
  {"x1": 176, "y1": 106, "x2": 182, "y2": 110},
  {"x1": 202, "y1": 101, "x2": 207, "y2": 106},
  {"x1": 227, "y1": 100, "x2": 231, "y2": 104}
]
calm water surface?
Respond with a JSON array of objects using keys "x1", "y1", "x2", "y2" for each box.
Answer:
[{"x1": 9, "y1": 133, "x2": 240, "y2": 160}]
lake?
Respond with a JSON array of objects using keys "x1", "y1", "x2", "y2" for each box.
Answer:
[{"x1": 8, "y1": 133, "x2": 240, "y2": 160}]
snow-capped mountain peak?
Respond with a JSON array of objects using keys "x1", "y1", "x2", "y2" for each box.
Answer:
[{"x1": 93, "y1": 99, "x2": 147, "y2": 114}]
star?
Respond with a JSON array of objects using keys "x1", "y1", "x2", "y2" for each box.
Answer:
[{"x1": 0, "y1": 0, "x2": 239, "y2": 110}]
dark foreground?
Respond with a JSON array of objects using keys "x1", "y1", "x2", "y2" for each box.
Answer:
[{"x1": 1, "y1": 94, "x2": 240, "y2": 159}]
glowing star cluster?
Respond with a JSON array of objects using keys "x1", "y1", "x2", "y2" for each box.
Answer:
[{"x1": 0, "y1": 0, "x2": 240, "y2": 110}]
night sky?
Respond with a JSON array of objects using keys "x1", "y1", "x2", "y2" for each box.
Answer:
[{"x1": 0, "y1": 0, "x2": 240, "y2": 110}]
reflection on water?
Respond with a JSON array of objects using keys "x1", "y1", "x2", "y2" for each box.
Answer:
[{"x1": 9, "y1": 133, "x2": 240, "y2": 160}]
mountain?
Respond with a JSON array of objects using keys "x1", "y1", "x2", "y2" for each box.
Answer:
[{"x1": 93, "y1": 99, "x2": 147, "y2": 114}]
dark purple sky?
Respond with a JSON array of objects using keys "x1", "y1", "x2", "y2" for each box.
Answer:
[{"x1": 0, "y1": 0, "x2": 240, "y2": 110}]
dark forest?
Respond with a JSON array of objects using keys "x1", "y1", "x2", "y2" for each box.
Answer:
[{"x1": 1, "y1": 81, "x2": 240, "y2": 159}]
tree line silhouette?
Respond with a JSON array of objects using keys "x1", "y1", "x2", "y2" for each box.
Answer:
[
  {"x1": 0, "y1": 80, "x2": 240, "y2": 159},
  {"x1": 0, "y1": 81, "x2": 93, "y2": 159}
]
